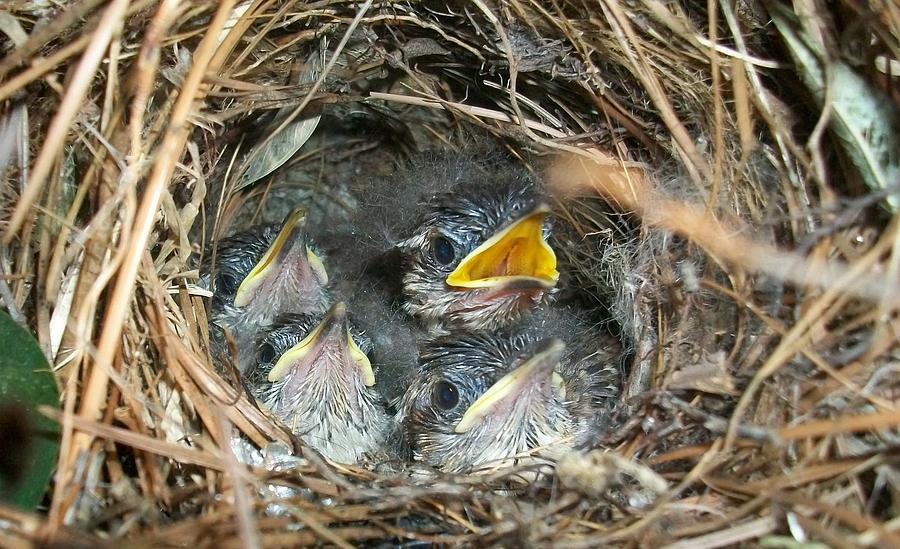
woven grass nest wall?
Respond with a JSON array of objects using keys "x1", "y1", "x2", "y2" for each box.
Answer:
[{"x1": 0, "y1": 0, "x2": 898, "y2": 546}]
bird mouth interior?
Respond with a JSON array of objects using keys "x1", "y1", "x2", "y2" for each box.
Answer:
[
  {"x1": 445, "y1": 205, "x2": 559, "y2": 290},
  {"x1": 454, "y1": 339, "x2": 566, "y2": 434},
  {"x1": 233, "y1": 208, "x2": 328, "y2": 307},
  {"x1": 266, "y1": 302, "x2": 374, "y2": 387}
]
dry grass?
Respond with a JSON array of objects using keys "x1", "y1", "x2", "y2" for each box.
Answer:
[{"x1": 0, "y1": 0, "x2": 898, "y2": 547}]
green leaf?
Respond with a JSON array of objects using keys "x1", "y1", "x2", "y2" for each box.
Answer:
[
  {"x1": 0, "y1": 311, "x2": 60, "y2": 510},
  {"x1": 771, "y1": 6, "x2": 900, "y2": 212}
]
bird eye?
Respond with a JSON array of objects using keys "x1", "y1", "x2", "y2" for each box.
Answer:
[
  {"x1": 258, "y1": 343, "x2": 276, "y2": 365},
  {"x1": 431, "y1": 236, "x2": 455, "y2": 266},
  {"x1": 432, "y1": 380, "x2": 459, "y2": 410},
  {"x1": 216, "y1": 273, "x2": 239, "y2": 294}
]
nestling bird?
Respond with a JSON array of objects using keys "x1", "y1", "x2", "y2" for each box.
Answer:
[
  {"x1": 201, "y1": 209, "x2": 330, "y2": 373},
  {"x1": 245, "y1": 302, "x2": 391, "y2": 464},
  {"x1": 361, "y1": 151, "x2": 561, "y2": 333},
  {"x1": 312, "y1": 199, "x2": 433, "y2": 405},
  {"x1": 394, "y1": 306, "x2": 622, "y2": 472},
  {"x1": 332, "y1": 271, "x2": 423, "y2": 405}
]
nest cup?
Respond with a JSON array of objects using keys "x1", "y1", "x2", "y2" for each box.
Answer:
[{"x1": 0, "y1": 0, "x2": 898, "y2": 546}]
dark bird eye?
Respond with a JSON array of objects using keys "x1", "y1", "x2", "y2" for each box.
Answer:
[
  {"x1": 432, "y1": 380, "x2": 459, "y2": 410},
  {"x1": 258, "y1": 343, "x2": 276, "y2": 364},
  {"x1": 216, "y1": 273, "x2": 239, "y2": 294},
  {"x1": 432, "y1": 236, "x2": 455, "y2": 266}
]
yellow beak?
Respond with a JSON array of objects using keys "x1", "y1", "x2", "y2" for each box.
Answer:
[
  {"x1": 445, "y1": 204, "x2": 558, "y2": 289},
  {"x1": 267, "y1": 302, "x2": 375, "y2": 387},
  {"x1": 454, "y1": 339, "x2": 566, "y2": 434},
  {"x1": 233, "y1": 209, "x2": 328, "y2": 308}
]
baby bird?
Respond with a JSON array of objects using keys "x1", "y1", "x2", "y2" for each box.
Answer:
[
  {"x1": 334, "y1": 274, "x2": 423, "y2": 405},
  {"x1": 312, "y1": 209, "x2": 430, "y2": 405},
  {"x1": 393, "y1": 153, "x2": 560, "y2": 333},
  {"x1": 245, "y1": 302, "x2": 391, "y2": 464},
  {"x1": 395, "y1": 307, "x2": 622, "y2": 473},
  {"x1": 201, "y1": 209, "x2": 330, "y2": 372}
]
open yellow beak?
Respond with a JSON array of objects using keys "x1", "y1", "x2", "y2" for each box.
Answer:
[
  {"x1": 267, "y1": 302, "x2": 374, "y2": 386},
  {"x1": 445, "y1": 204, "x2": 558, "y2": 289},
  {"x1": 454, "y1": 339, "x2": 566, "y2": 434},
  {"x1": 234, "y1": 209, "x2": 328, "y2": 308}
]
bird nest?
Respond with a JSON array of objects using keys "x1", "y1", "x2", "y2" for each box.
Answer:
[{"x1": 1, "y1": 0, "x2": 898, "y2": 546}]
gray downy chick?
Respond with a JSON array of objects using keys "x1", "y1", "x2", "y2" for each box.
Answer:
[
  {"x1": 393, "y1": 154, "x2": 560, "y2": 334},
  {"x1": 313, "y1": 205, "x2": 429, "y2": 406},
  {"x1": 321, "y1": 233, "x2": 426, "y2": 403},
  {"x1": 246, "y1": 302, "x2": 391, "y2": 464},
  {"x1": 201, "y1": 209, "x2": 330, "y2": 373},
  {"x1": 394, "y1": 307, "x2": 622, "y2": 473},
  {"x1": 335, "y1": 273, "x2": 423, "y2": 406}
]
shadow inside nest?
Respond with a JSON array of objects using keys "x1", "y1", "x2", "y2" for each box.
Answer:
[{"x1": 179, "y1": 111, "x2": 742, "y2": 545}]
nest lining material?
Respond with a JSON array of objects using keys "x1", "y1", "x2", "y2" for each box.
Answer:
[{"x1": 0, "y1": 0, "x2": 898, "y2": 546}]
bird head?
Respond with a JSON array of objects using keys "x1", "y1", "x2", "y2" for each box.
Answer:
[
  {"x1": 209, "y1": 209, "x2": 330, "y2": 325},
  {"x1": 247, "y1": 302, "x2": 389, "y2": 463},
  {"x1": 398, "y1": 182, "x2": 559, "y2": 332},
  {"x1": 396, "y1": 334, "x2": 578, "y2": 473}
]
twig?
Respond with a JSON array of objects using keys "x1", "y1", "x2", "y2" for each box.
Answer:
[
  {"x1": 215, "y1": 411, "x2": 262, "y2": 549},
  {"x1": 41, "y1": 406, "x2": 228, "y2": 471},
  {"x1": 60, "y1": 0, "x2": 239, "y2": 517},
  {"x1": 662, "y1": 516, "x2": 778, "y2": 549},
  {"x1": 3, "y1": 0, "x2": 131, "y2": 243},
  {"x1": 0, "y1": 246, "x2": 26, "y2": 326},
  {"x1": 664, "y1": 396, "x2": 781, "y2": 444},
  {"x1": 234, "y1": 0, "x2": 374, "y2": 186}
]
